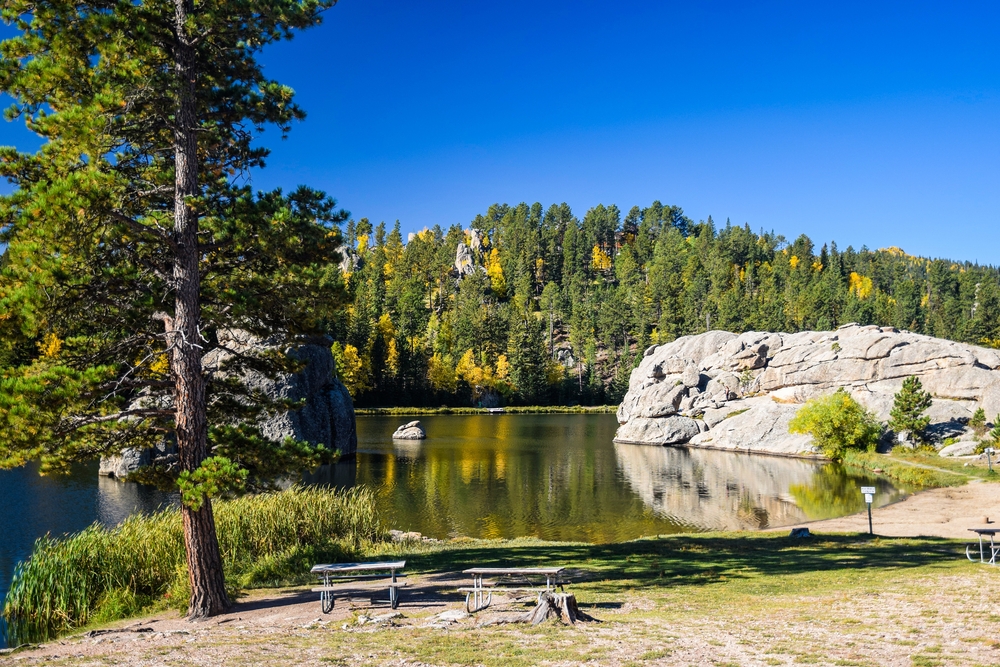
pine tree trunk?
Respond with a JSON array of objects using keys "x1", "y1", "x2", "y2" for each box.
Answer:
[{"x1": 172, "y1": 0, "x2": 230, "y2": 620}]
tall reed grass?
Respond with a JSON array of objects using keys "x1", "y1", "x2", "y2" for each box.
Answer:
[{"x1": 3, "y1": 486, "x2": 383, "y2": 644}]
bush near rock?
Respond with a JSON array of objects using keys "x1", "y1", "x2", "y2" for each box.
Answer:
[{"x1": 615, "y1": 324, "x2": 1000, "y2": 458}]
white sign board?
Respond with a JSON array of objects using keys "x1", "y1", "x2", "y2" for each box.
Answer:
[
  {"x1": 860, "y1": 486, "x2": 876, "y2": 494},
  {"x1": 864, "y1": 493, "x2": 873, "y2": 504}
]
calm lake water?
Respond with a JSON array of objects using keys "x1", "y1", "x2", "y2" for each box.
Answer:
[
  {"x1": 354, "y1": 414, "x2": 904, "y2": 541},
  {"x1": 0, "y1": 463, "x2": 177, "y2": 648},
  {"x1": 1, "y1": 413, "x2": 906, "y2": 647}
]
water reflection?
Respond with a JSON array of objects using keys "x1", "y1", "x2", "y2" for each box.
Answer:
[
  {"x1": 355, "y1": 414, "x2": 672, "y2": 543},
  {"x1": 353, "y1": 414, "x2": 906, "y2": 543},
  {"x1": 2, "y1": 415, "x2": 910, "y2": 647},
  {"x1": 300, "y1": 461, "x2": 357, "y2": 488},
  {"x1": 614, "y1": 444, "x2": 905, "y2": 531}
]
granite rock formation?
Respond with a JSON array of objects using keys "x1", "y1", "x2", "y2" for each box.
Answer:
[
  {"x1": 615, "y1": 323, "x2": 1000, "y2": 457},
  {"x1": 100, "y1": 330, "x2": 357, "y2": 478},
  {"x1": 392, "y1": 420, "x2": 426, "y2": 440},
  {"x1": 454, "y1": 243, "x2": 475, "y2": 276}
]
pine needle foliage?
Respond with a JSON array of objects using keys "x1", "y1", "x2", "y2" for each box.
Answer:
[
  {"x1": 889, "y1": 375, "x2": 933, "y2": 442},
  {"x1": 0, "y1": 0, "x2": 348, "y2": 616},
  {"x1": 969, "y1": 407, "x2": 987, "y2": 438}
]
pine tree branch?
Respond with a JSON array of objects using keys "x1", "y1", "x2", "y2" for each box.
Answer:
[
  {"x1": 109, "y1": 210, "x2": 178, "y2": 250},
  {"x1": 60, "y1": 408, "x2": 174, "y2": 433}
]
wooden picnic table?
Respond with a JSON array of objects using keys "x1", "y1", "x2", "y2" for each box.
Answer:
[
  {"x1": 459, "y1": 566, "x2": 565, "y2": 613},
  {"x1": 310, "y1": 560, "x2": 407, "y2": 612},
  {"x1": 967, "y1": 528, "x2": 1000, "y2": 565}
]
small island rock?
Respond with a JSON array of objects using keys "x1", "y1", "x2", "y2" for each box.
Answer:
[{"x1": 393, "y1": 420, "x2": 426, "y2": 440}]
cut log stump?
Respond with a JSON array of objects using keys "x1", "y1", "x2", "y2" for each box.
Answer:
[{"x1": 522, "y1": 592, "x2": 596, "y2": 625}]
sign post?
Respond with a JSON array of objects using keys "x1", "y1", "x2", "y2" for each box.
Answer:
[
  {"x1": 986, "y1": 447, "x2": 995, "y2": 474},
  {"x1": 861, "y1": 486, "x2": 876, "y2": 535}
]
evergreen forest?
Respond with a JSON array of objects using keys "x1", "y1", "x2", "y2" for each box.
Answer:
[{"x1": 332, "y1": 202, "x2": 1000, "y2": 407}]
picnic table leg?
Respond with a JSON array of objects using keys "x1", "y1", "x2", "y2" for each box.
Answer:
[
  {"x1": 321, "y1": 573, "x2": 334, "y2": 613},
  {"x1": 390, "y1": 569, "x2": 399, "y2": 609},
  {"x1": 465, "y1": 575, "x2": 491, "y2": 613}
]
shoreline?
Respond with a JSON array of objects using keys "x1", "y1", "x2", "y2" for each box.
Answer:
[
  {"x1": 355, "y1": 405, "x2": 617, "y2": 415},
  {"x1": 770, "y1": 478, "x2": 1000, "y2": 539}
]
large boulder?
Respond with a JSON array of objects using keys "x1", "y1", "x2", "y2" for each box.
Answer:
[
  {"x1": 615, "y1": 324, "x2": 1000, "y2": 458},
  {"x1": 392, "y1": 420, "x2": 426, "y2": 440},
  {"x1": 613, "y1": 415, "x2": 702, "y2": 446},
  {"x1": 939, "y1": 441, "x2": 979, "y2": 457},
  {"x1": 100, "y1": 330, "x2": 357, "y2": 478}
]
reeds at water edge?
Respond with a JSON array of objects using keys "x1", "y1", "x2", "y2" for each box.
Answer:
[{"x1": 2, "y1": 486, "x2": 384, "y2": 645}]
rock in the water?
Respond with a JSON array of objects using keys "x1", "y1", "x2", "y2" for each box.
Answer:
[
  {"x1": 393, "y1": 420, "x2": 426, "y2": 440},
  {"x1": 939, "y1": 441, "x2": 979, "y2": 457},
  {"x1": 99, "y1": 446, "x2": 153, "y2": 478},
  {"x1": 615, "y1": 324, "x2": 1000, "y2": 458}
]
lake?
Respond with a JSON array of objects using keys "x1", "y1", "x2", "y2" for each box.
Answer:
[
  {"x1": 353, "y1": 414, "x2": 904, "y2": 541},
  {"x1": 1, "y1": 413, "x2": 905, "y2": 647}
]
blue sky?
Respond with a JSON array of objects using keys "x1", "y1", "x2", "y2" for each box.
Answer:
[{"x1": 2, "y1": 1, "x2": 999, "y2": 263}]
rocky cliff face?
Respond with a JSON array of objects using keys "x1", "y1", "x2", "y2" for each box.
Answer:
[
  {"x1": 615, "y1": 323, "x2": 1000, "y2": 457},
  {"x1": 100, "y1": 330, "x2": 357, "y2": 478}
]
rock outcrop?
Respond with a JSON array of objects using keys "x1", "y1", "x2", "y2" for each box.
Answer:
[
  {"x1": 392, "y1": 420, "x2": 426, "y2": 440},
  {"x1": 454, "y1": 243, "x2": 475, "y2": 276},
  {"x1": 615, "y1": 324, "x2": 1000, "y2": 457},
  {"x1": 203, "y1": 330, "x2": 358, "y2": 458},
  {"x1": 100, "y1": 330, "x2": 357, "y2": 478}
]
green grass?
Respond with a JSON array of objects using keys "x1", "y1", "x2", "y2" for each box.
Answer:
[
  {"x1": 355, "y1": 405, "x2": 616, "y2": 415},
  {"x1": 2, "y1": 486, "x2": 384, "y2": 644},
  {"x1": 12, "y1": 531, "x2": 999, "y2": 665},
  {"x1": 841, "y1": 450, "x2": 971, "y2": 487},
  {"x1": 371, "y1": 532, "x2": 966, "y2": 595}
]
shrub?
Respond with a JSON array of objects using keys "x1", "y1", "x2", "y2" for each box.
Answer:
[
  {"x1": 888, "y1": 376, "x2": 933, "y2": 443},
  {"x1": 789, "y1": 389, "x2": 883, "y2": 460},
  {"x1": 970, "y1": 408, "x2": 988, "y2": 438}
]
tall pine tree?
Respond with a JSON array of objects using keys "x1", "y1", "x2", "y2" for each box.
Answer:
[{"x1": 0, "y1": 0, "x2": 343, "y2": 618}]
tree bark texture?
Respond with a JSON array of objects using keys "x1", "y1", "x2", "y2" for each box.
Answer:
[
  {"x1": 522, "y1": 592, "x2": 595, "y2": 625},
  {"x1": 172, "y1": 0, "x2": 230, "y2": 620}
]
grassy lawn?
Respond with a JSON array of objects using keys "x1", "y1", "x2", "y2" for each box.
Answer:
[
  {"x1": 21, "y1": 532, "x2": 997, "y2": 666},
  {"x1": 843, "y1": 449, "x2": 996, "y2": 487},
  {"x1": 312, "y1": 533, "x2": 999, "y2": 666}
]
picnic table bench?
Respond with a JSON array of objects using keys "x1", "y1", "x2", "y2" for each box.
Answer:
[
  {"x1": 310, "y1": 560, "x2": 407, "y2": 612},
  {"x1": 967, "y1": 528, "x2": 1000, "y2": 565},
  {"x1": 458, "y1": 567, "x2": 566, "y2": 613}
]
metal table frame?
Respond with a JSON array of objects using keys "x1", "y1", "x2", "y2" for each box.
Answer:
[
  {"x1": 461, "y1": 566, "x2": 564, "y2": 613},
  {"x1": 967, "y1": 529, "x2": 999, "y2": 565},
  {"x1": 310, "y1": 560, "x2": 406, "y2": 612}
]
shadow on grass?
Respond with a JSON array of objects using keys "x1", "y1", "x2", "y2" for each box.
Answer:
[{"x1": 399, "y1": 533, "x2": 964, "y2": 595}]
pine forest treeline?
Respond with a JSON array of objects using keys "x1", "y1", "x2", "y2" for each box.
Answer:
[{"x1": 335, "y1": 201, "x2": 1000, "y2": 407}]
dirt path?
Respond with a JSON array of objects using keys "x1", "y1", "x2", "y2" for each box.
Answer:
[{"x1": 779, "y1": 479, "x2": 1000, "y2": 538}]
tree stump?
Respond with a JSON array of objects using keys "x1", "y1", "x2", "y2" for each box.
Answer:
[{"x1": 521, "y1": 591, "x2": 596, "y2": 625}]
